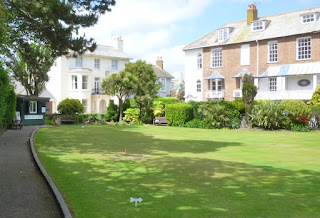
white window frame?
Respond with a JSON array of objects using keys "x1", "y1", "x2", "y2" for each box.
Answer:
[
  {"x1": 211, "y1": 48, "x2": 222, "y2": 68},
  {"x1": 82, "y1": 75, "x2": 88, "y2": 90},
  {"x1": 252, "y1": 21, "x2": 264, "y2": 32},
  {"x1": 296, "y1": 37, "x2": 311, "y2": 60},
  {"x1": 268, "y1": 41, "x2": 278, "y2": 63},
  {"x1": 111, "y1": 60, "x2": 118, "y2": 71},
  {"x1": 29, "y1": 101, "x2": 37, "y2": 114},
  {"x1": 75, "y1": 57, "x2": 83, "y2": 68},
  {"x1": 218, "y1": 28, "x2": 229, "y2": 42},
  {"x1": 197, "y1": 53, "x2": 202, "y2": 69},
  {"x1": 196, "y1": 80, "x2": 201, "y2": 92},
  {"x1": 211, "y1": 80, "x2": 222, "y2": 91},
  {"x1": 160, "y1": 78, "x2": 166, "y2": 92},
  {"x1": 240, "y1": 44, "x2": 250, "y2": 66},
  {"x1": 71, "y1": 75, "x2": 78, "y2": 90},
  {"x1": 301, "y1": 13, "x2": 315, "y2": 23},
  {"x1": 94, "y1": 59, "x2": 100, "y2": 69},
  {"x1": 94, "y1": 77, "x2": 100, "y2": 92},
  {"x1": 269, "y1": 78, "x2": 277, "y2": 91}
]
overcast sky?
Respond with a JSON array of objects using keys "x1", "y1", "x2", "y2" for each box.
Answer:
[{"x1": 80, "y1": 0, "x2": 319, "y2": 79}]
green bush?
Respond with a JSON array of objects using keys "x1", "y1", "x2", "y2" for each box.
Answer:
[
  {"x1": 74, "y1": 114, "x2": 85, "y2": 123},
  {"x1": 0, "y1": 65, "x2": 16, "y2": 129},
  {"x1": 84, "y1": 113, "x2": 104, "y2": 123},
  {"x1": 183, "y1": 119, "x2": 213, "y2": 129},
  {"x1": 280, "y1": 100, "x2": 310, "y2": 129},
  {"x1": 57, "y1": 98, "x2": 84, "y2": 116},
  {"x1": 308, "y1": 85, "x2": 320, "y2": 106},
  {"x1": 153, "y1": 97, "x2": 179, "y2": 117},
  {"x1": 123, "y1": 108, "x2": 140, "y2": 122},
  {"x1": 105, "y1": 102, "x2": 119, "y2": 122},
  {"x1": 198, "y1": 104, "x2": 230, "y2": 129},
  {"x1": 232, "y1": 98, "x2": 245, "y2": 115},
  {"x1": 250, "y1": 101, "x2": 285, "y2": 130},
  {"x1": 165, "y1": 103, "x2": 193, "y2": 126},
  {"x1": 291, "y1": 123, "x2": 310, "y2": 132},
  {"x1": 226, "y1": 110, "x2": 241, "y2": 129}
]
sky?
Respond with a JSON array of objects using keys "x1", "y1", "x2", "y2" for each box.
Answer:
[{"x1": 80, "y1": 0, "x2": 319, "y2": 79}]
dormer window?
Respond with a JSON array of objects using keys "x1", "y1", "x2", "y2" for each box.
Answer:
[
  {"x1": 252, "y1": 21, "x2": 263, "y2": 31},
  {"x1": 301, "y1": 13, "x2": 319, "y2": 24},
  {"x1": 218, "y1": 27, "x2": 233, "y2": 42},
  {"x1": 251, "y1": 20, "x2": 270, "y2": 32}
]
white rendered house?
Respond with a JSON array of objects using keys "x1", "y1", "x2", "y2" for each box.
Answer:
[{"x1": 46, "y1": 38, "x2": 131, "y2": 113}]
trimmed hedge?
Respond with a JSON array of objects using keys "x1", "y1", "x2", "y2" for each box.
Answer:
[
  {"x1": 0, "y1": 65, "x2": 16, "y2": 129},
  {"x1": 57, "y1": 98, "x2": 84, "y2": 116},
  {"x1": 165, "y1": 103, "x2": 193, "y2": 126}
]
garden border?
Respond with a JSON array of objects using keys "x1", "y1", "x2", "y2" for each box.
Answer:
[{"x1": 30, "y1": 128, "x2": 72, "y2": 218}]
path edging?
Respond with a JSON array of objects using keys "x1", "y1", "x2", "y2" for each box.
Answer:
[{"x1": 30, "y1": 128, "x2": 72, "y2": 218}]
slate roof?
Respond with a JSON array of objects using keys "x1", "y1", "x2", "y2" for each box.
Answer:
[
  {"x1": 74, "y1": 45, "x2": 132, "y2": 60},
  {"x1": 153, "y1": 65, "x2": 174, "y2": 79},
  {"x1": 184, "y1": 7, "x2": 320, "y2": 51}
]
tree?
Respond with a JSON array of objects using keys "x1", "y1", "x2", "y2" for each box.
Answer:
[
  {"x1": 124, "y1": 60, "x2": 160, "y2": 123},
  {"x1": 58, "y1": 98, "x2": 84, "y2": 116},
  {"x1": 242, "y1": 74, "x2": 257, "y2": 121},
  {"x1": 101, "y1": 70, "x2": 137, "y2": 121},
  {"x1": 0, "y1": 0, "x2": 116, "y2": 58},
  {"x1": 308, "y1": 84, "x2": 320, "y2": 106},
  {"x1": 5, "y1": 43, "x2": 54, "y2": 96}
]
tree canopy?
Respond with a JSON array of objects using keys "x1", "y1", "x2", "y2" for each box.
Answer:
[
  {"x1": 5, "y1": 43, "x2": 54, "y2": 96},
  {"x1": 0, "y1": 0, "x2": 116, "y2": 57},
  {"x1": 102, "y1": 70, "x2": 137, "y2": 121},
  {"x1": 124, "y1": 60, "x2": 160, "y2": 123}
]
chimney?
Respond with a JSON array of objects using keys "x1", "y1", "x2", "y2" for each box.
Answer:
[
  {"x1": 247, "y1": 4, "x2": 258, "y2": 25},
  {"x1": 112, "y1": 37, "x2": 123, "y2": 51},
  {"x1": 156, "y1": 56, "x2": 163, "y2": 70}
]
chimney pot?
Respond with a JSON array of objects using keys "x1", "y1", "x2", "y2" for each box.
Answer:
[{"x1": 247, "y1": 4, "x2": 258, "y2": 25}]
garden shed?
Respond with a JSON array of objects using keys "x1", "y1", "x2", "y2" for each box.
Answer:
[{"x1": 16, "y1": 95, "x2": 49, "y2": 125}]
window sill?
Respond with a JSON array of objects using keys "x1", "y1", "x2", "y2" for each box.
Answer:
[
  {"x1": 267, "y1": 61, "x2": 279, "y2": 64},
  {"x1": 210, "y1": 66, "x2": 223, "y2": 69},
  {"x1": 296, "y1": 58, "x2": 312, "y2": 61}
]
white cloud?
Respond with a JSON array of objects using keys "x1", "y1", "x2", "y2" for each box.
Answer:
[{"x1": 80, "y1": 0, "x2": 212, "y2": 75}]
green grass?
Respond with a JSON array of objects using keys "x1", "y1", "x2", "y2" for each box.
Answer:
[{"x1": 35, "y1": 125, "x2": 320, "y2": 217}]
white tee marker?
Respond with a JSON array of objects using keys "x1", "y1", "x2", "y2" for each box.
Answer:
[{"x1": 130, "y1": 197, "x2": 143, "y2": 207}]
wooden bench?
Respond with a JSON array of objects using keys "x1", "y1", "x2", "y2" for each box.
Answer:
[
  {"x1": 61, "y1": 115, "x2": 76, "y2": 124},
  {"x1": 153, "y1": 117, "x2": 168, "y2": 125}
]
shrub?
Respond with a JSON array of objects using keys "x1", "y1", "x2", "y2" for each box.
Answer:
[
  {"x1": 232, "y1": 98, "x2": 245, "y2": 115},
  {"x1": 183, "y1": 119, "x2": 213, "y2": 129},
  {"x1": 74, "y1": 114, "x2": 85, "y2": 123},
  {"x1": 280, "y1": 100, "x2": 311, "y2": 129},
  {"x1": 250, "y1": 101, "x2": 285, "y2": 130},
  {"x1": 105, "y1": 102, "x2": 119, "y2": 122},
  {"x1": 57, "y1": 98, "x2": 84, "y2": 116},
  {"x1": 84, "y1": 113, "x2": 104, "y2": 123},
  {"x1": 123, "y1": 108, "x2": 140, "y2": 122},
  {"x1": 198, "y1": 104, "x2": 230, "y2": 129},
  {"x1": 153, "y1": 97, "x2": 179, "y2": 117},
  {"x1": 165, "y1": 103, "x2": 193, "y2": 126},
  {"x1": 226, "y1": 110, "x2": 241, "y2": 129},
  {"x1": 0, "y1": 65, "x2": 16, "y2": 129},
  {"x1": 291, "y1": 123, "x2": 310, "y2": 132},
  {"x1": 308, "y1": 85, "x2": 320, "y2": 106}
]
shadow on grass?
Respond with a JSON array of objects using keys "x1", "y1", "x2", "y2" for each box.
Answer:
[{"x1": 36, "y1": 125, "x2": 320, "y2": 217}]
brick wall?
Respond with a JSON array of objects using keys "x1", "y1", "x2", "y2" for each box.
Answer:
[{"x1": 202, "y1": 32, "x2": 320, "y2": 101}]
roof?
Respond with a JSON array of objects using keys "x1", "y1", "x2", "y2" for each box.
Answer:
[
  {"x1": 233, "y1": 69, "x2": 251, "y2": 78},
  {"x1": 153, "y1": 65, "x2": 174, "y2": 79},
  {"x1": 204, "y1": 71, "x2": 225, "y2": 80},
  {"x1": 72, "y1": 45, "x2": 132, "y2": 60},
  {"x1": 17, "y1": 95, "x2": 50, "y2": 101},
  {"x1": 258, "y1": 61, "x2": 320, "y2": 77},
  {"x1": 184, "y1": 7, "x2": 320, "y2": 51}
]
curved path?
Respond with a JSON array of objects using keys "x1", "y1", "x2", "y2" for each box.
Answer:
[{"x1": 0, "y1": 126, "x2": 63, "y2": 217}]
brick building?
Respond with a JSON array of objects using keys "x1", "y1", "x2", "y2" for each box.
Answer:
[{"x1": 183, "y1": 5, "x2": 320, "y2": 102}]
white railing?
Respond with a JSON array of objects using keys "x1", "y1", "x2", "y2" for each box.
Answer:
[
  {"x1": 255, "y1": 90, "x2": 313, "y2": 100},
  {"x1": 233, "y1": 89, "x2": 242, "y2": 98},
  {"x1": 205, "y1": 90, "x2": 225, "y2": 99}
]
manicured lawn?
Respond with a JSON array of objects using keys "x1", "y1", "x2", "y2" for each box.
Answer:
[{"x1": 35, "y1": 125, "x2": 320, "y2": 217}]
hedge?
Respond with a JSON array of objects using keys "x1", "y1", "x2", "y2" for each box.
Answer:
[
  {"x1": 0, "y1": 65, "x2": 16, "y2": 129},
  {"x1": 165, "y1": 103, "x2": 193, "y2": 126}
]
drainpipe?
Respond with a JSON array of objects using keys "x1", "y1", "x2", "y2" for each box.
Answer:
[{"x1": 256, "y1": 40, "x2": 259, "y2": 88}]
